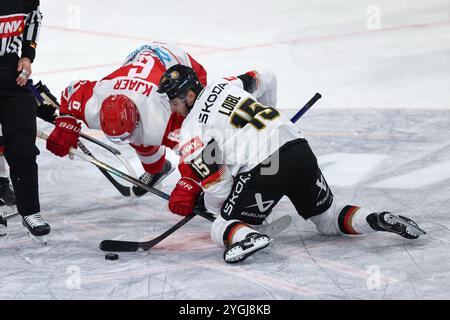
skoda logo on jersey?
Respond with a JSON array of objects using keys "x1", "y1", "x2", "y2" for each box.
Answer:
[
  {"x1": 222, "y1": 173, "x2": 251, "y2": 216},
  {"x1": 246, "y1": 193, "x2": 274, "y2": 213},
  {"x1": 199, "y1": 83, "x2": 228, "y2": 124}
]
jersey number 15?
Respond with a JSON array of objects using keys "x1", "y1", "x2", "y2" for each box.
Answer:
[{"x1": 230, "y1": 98, "x2": 280, "y2": 130}]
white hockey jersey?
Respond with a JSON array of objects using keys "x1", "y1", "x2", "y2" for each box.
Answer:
[
  {"x1": 178, "y1": 79, "x2": 303, "y2": 214},
  {"x1": 59, "y1": 42, "x2": 207, "y2": 174}
]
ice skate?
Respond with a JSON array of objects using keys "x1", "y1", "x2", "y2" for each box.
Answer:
[
  {"x1": 0, "y1": 216, "x2": 6, "y2": 237},
  {"x1": 224, "y1": 233, "x2": 273, "y2": 264},
  {"x1": 0, "y1": 178, "x2": 18, "y2": 219},
  {"x1": 22, "y1": 213, "x2": 51, "y2": 245},
  {"x1": 131, "y1": 161, "x2": 174, "y2": 197},
  {"x1": 0, "y1": 204, "x2": 18, "y2": 219},
  {"x1": 367, "y1": 212, "x2": 426, "y2": 239}
]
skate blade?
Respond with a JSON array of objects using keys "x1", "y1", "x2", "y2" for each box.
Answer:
[
  {"x1": 389, "y1": 215, "x2": 427, "y2": 236},
  {"x1": 27, "y1": 232, "x2": 48, "y2": 245},
  {"x1": 1, "y1": 205, "x2": 18, "y2": 219},
  {"x1": 0, "y1": 216, "x2": 6, "y2": 237},
  {"x1": 256, "y1": 215, "x2": 292, "y2": 236},
  {"x1": 225, "y1": 238, "x2": 273, "y2": 263}
]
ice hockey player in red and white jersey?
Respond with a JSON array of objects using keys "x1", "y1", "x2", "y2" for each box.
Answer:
[
  {"x1": 45, "y1": 42, "x2": 208, "y2": 195},
  {"x1": 157, "y1": 65, "x2": 426, "y2": 264}
]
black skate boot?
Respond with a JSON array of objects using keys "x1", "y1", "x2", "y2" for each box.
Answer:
[
  {"x1": 224, "y1": 233, "x2": 273, "y2": 264},
  {"x1": 367, "y1": 212, "x2": 426, "y2": 239},
  {"x1": 0, "y1": 177, "x2": 18, "y2": 219},
  {"x1": 131, "y1": 161, "x2": 174, "y2": 197},
  {"x1": 22, "y1": 213, "x2": 51, "y2": 244},
  {"x1": 0, "y1": 215, "x2": 6, "y2": 237}
]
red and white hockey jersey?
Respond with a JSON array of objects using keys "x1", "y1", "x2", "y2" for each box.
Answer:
[
  {"x1": 59, "y1": 42, "x2": 207, "y2": 174},
  {"x1": 178, "y1": 78, "x2": 302, "y2": 214}
]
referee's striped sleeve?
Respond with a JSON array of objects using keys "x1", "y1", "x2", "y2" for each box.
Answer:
[{"x1": 21, "y1": 6, "x2": 43, "y2": 62}]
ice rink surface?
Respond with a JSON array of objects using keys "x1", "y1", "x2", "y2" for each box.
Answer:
[{"x1": 1, "y1": 0, "x2": 450, "y2": 299}]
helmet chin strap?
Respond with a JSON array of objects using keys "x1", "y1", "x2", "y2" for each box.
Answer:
[
  {"x1": 183, "y1": 90, "x2": 198, "y2": 111},
  {"x1": 179, "y1": 93, "x2": 193, "y2": 111}
]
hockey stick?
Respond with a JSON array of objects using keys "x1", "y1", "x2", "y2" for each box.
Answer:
[
  {"x1": 38, "y1": 131, "x2": 173, "y2": 199},
  {"x1": 99, "y1": 212, "x2": 293, "y2": 252},
  {"x1": 290, "y1": 92, "x2": 321, "y2": 123},
  {"x1": 38, "y1": 130, "x2": 213, "y2": 220},
  {"x1": 30, "y1": 81, "x2": 140, "y2": 197},
  {"x1": 97, "y1": 92, "x2": 322, "y2": 252},
  {"x1": 79, "y1": 133, "x2": 122, "y2": 156},
  {"x1": 100, "y1": 207, "x2": 200, "y2": 252},
  {"x1": 76, "y1": 141, "x2": 135, "y2": 197}
]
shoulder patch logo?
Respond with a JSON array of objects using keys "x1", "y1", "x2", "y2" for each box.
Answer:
[{"x1": 179, "y1": 136, "x2": 204, "y2": 162}]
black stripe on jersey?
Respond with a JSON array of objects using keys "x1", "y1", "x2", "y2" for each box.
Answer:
[
  {"x1": 8, "y1": 37, "x2": 22, "y2": 53},
  {"x1": 237, "y1": 73, "x2": 258, "y2": 93},
  {"x1": 0, "y1": 2, "x2": 41, "y2": 60},
  {"x1": 24, "y1": 9, "x2": 41, "y2": 42},
  {"x1": 0, "y1": 38, "x2": 11, "y2": 55}
]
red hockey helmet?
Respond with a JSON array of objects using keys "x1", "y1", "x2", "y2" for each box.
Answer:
[{"x1": 100, "y1": 94, "x2": 139, "y2": 144}]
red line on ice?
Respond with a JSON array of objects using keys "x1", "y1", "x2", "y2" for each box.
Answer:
[{"x1": 36, "y1": 20, "x2": 450, "y2": 76}]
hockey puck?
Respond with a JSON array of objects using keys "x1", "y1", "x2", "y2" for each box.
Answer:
[{"x1": 105, "y1": 253, "x2": 119, "y2": 260}]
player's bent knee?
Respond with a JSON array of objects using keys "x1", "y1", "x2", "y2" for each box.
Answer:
[{"x1": 309, "y1": 203, "x2": 342, "y2": 236}]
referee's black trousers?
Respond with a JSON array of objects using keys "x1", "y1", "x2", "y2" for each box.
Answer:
[{"x1": 0, "y1": 54, "x2": 40, "y2": 216}]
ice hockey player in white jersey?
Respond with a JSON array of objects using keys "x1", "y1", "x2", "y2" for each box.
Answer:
[
  {"x1": 157, "y1": 65, "x2": 426, "y2": 264},
  {"x1": 45, "y1": 42, "x2": 208, "y2": 195},
  {"x1": 45, "y1": 42, "x2": 278, "y2": 197}
]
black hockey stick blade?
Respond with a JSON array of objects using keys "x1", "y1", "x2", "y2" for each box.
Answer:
[
  {"x1": 98, "y1": 168, "x2": 131, "y2": 197},
  {"x1": 99, "y1": 239, "x2": 141, "y2": 252},
  {"x1": 99, "y1": 214, "x2": 196, "y2": 252},
  {"x1": 99, "y1": 206, "x2": 213, "y2": 252}
]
